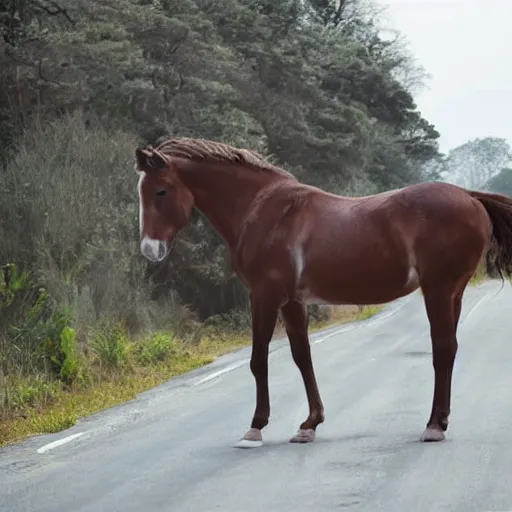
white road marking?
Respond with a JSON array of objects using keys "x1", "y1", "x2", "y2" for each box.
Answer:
[
  {"x1": 461, "y1": 287, "x2": 494, "y2": 326},
  {"x1": 314, "y1": 299, "x2": 408, "y2": 344},
  {"x1": 194, "y1": 359, "x2": 250, "y2": 386},
  {"x1": 37, "y1": 432, "x2": 85, "y2": 454},
  {"x1": 365, "y1": 309, "x2": 396, "y2": 326},
  {"x1": 314, "y1": 325, "x2": 357, "y2": 344}
]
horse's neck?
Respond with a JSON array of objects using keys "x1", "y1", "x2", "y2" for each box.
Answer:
[{"x1": 176, "y1": 160, "x2": 281, "y2": 249}]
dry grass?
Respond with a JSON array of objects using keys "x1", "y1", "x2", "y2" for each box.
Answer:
[{"x1": 312, "y1": 304, "x2": 383, "y2": 329}]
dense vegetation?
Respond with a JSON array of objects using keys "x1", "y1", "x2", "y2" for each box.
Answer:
[{"x1": 0, "y1": 0, "x2": 446, "y2": 444}]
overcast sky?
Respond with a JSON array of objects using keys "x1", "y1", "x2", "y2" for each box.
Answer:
[{"x1": 376, "y1": 0, "x2": 511, "y2": 154}]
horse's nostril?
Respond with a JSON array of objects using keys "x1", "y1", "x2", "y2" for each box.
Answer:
[
  {"x1": 140, "y1": 237, "x2": 168, "y2": 262},
  {"x1": 158, "y1": 242, "x2": 167, "y2": 260}
]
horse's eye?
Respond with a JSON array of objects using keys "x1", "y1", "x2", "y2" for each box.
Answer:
[{"x1": 156, "y1": 189, "x2": 167, "y2": 197}]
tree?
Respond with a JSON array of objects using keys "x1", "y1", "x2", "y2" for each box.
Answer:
[
  {"x1": 443, "y1": 137, "x2": 512, "y2": 190},
  {"x1": 484, "y1": 167, "x2": 512, "y2": 197}
]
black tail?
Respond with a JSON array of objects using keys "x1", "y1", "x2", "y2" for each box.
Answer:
[{"x1": 470, "y1": 190, "x2": 512, "y2": 280}]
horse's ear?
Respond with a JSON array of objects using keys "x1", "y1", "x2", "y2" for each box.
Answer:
[{"x1": 135, "y1": 147, "x2": 168, "y2": 171}]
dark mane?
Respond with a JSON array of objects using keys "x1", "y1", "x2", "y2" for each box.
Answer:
[{"x1": 155, "y1": 137, "x2": 295, "y2": 179}]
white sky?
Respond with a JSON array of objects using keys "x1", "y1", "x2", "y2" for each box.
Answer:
[{"x1": 376, "y1": 0, "x2": 511, "y2": 154}]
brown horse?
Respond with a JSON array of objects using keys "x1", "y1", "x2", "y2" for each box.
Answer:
[{"x1": 135, "y1": 137, "x2": 512, "y2": 448}]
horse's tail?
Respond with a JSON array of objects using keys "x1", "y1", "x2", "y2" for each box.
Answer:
[{"x1": 470, "y1": 190, "x2": 512, "y2": 280}]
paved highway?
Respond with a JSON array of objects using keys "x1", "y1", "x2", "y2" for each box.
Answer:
[{"x1": 1, "y1": 280, "x2": 512, "y2": 512}]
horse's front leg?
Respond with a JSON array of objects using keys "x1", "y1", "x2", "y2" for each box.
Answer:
[{"x1": 235, "y1": 291, "x2": 279, "y2": 448}]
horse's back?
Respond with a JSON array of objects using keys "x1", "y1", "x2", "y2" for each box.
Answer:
[{"x1": 298, "y1": 181, "x2": 491, "y2": 303}]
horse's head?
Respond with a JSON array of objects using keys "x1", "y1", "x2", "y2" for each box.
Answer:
[{"x1": 135, "y1": 146, "x2": 194, "y2": 262}]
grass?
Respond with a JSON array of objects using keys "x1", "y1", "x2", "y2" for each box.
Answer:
[
  {"x1": 469, "y1": 262, "x2": 487, "y2": 286},
  {"x1": 309, "y1": 304, "x2": 383, "y2": 332},
  {"x1": 0, "y1": 305, "x2": 381, "y2": 448},
  {"x1": 0, "y1": 334, "x2": 248, "y2": 447}
]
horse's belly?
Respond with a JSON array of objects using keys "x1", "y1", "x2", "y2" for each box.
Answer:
[{"x1": 298, "y1": 258, "x2": 419, "y2": 306}]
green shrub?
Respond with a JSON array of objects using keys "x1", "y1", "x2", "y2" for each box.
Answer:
[
  {"x1": 90, "y1": 319, "x2": 130, "y2": 370},
  {"x1": 1, "y1": 376, "x2": 60, "y2": 415},
  {"x1": 136, "y1": 332, "x2": 176, "y2": 365},
  {"x1": 56, "y1": 326, "x2": 83, "y2": 384},
  {"x1": 0, "y1": 264, "x2": 80, "y2": 382}
]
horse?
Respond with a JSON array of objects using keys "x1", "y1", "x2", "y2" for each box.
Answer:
[{"x1": 135, "y1": 136, "x2": 512, "y2": 448}]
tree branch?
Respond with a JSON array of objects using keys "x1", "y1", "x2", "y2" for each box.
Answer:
[
  {"x1": 332, "y1": 0, "x2": 348, "y2": 26},
  {"x1": 30, "y1": 0, "x2": 75, "y2": 26}
]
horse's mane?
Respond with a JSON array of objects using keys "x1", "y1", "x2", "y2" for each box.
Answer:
[{"x1": 155, "y1": 137, "x2": 295, "y2": 179}]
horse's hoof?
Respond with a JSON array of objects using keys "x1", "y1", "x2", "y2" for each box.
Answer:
[
  {"x1": 420, "y1": 427, "x2": 445, "y2": 442},
  {"x1": 234, "y1": 428, "x2": 263, "y2": 449},
  {"x1": 290, "y1": 428, "x2": 316, "y2": 444},
  {"x1": 234, "y1": 438, "x2": 263, "y2": 448}
]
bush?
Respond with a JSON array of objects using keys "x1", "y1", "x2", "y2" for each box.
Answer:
[
  {"x1": 136, "y1": 332, "x2": 177, "y2": 365},
  {"x1": 0, "y1": 110, "x2": 155, "y2": 333},
  {"x1": 1, "y1": 376, "x2": 60, "y2": 417},
  {"x1": 89, "y1": 319, "x2": 130, "y2": 370},
  {"x1": 55, "y1": 327, "x2": 83, "y2": 385},
  {"x1": 0, "y1": 263, "x2": 81, "y2": 382}
]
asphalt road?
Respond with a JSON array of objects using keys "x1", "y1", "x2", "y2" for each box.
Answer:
[{"x1": 2, "y1": 279, "x2": 512, "y2": 512}]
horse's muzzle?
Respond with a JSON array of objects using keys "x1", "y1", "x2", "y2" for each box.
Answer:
[{"x1": 140, "y1": 236, "x2": 169, "y2": 262}]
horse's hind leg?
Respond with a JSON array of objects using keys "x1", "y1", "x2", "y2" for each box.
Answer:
[
  {"x1": 281, "y1": 299, "x2": 324, "y2": 443},
  {"x1": 420, "y1": 281, "x2": 467, "y2": 442}
]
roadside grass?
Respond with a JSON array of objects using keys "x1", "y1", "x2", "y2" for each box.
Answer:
[
  {"x1": 308, "y1": 304, "x2": 383, "y2": 332},
  {"x1": 0, "y1": 305, "x2": 381, "y2": 448},
  {"x1": 469, "y1": 262, "x2": 487, "y2": 286},
  {"x1": 0, "y1": 334, "x2": 247, "y2": 447}
]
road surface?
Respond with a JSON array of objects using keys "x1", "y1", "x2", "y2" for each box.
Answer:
[{"x1": 2, "y1": 280, "x2": 512, "y2": 512}]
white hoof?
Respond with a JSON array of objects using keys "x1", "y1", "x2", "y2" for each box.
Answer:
[
  {"x1": 290, "y1": 428, "x2": 316, "y2": 444},
  {"x1": 234, "y1": 428, "x2": 263, "y2": 449},
  {"x1": 234, "y1": 438, "x2": 263, "y2": 449},
  {"x1": 420, "y1": 427, "x2": 445, "y2": 442}
]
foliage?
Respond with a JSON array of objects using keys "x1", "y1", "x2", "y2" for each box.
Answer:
[
  {"x1": 442, "y1": 137, "x2": 512, "y2": 190},
  {"x1": 89, "y1": 319, "x2": 130, "y2": 370},
  {"x1": 1, "y1": 0, "x2": 440, "y2": 186},
  {"x1": 484, "y1": 167, "x2": 512, "y2": 197},
  {"x1": 135, "y1": 332, "x2": 176, "y2": 365},
  {"x1": 56, "y1": 326, "x2": 81, "y2": 384},
  {"x1": 0, "y1": 263, "x2": 78, "y2": 381}
]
